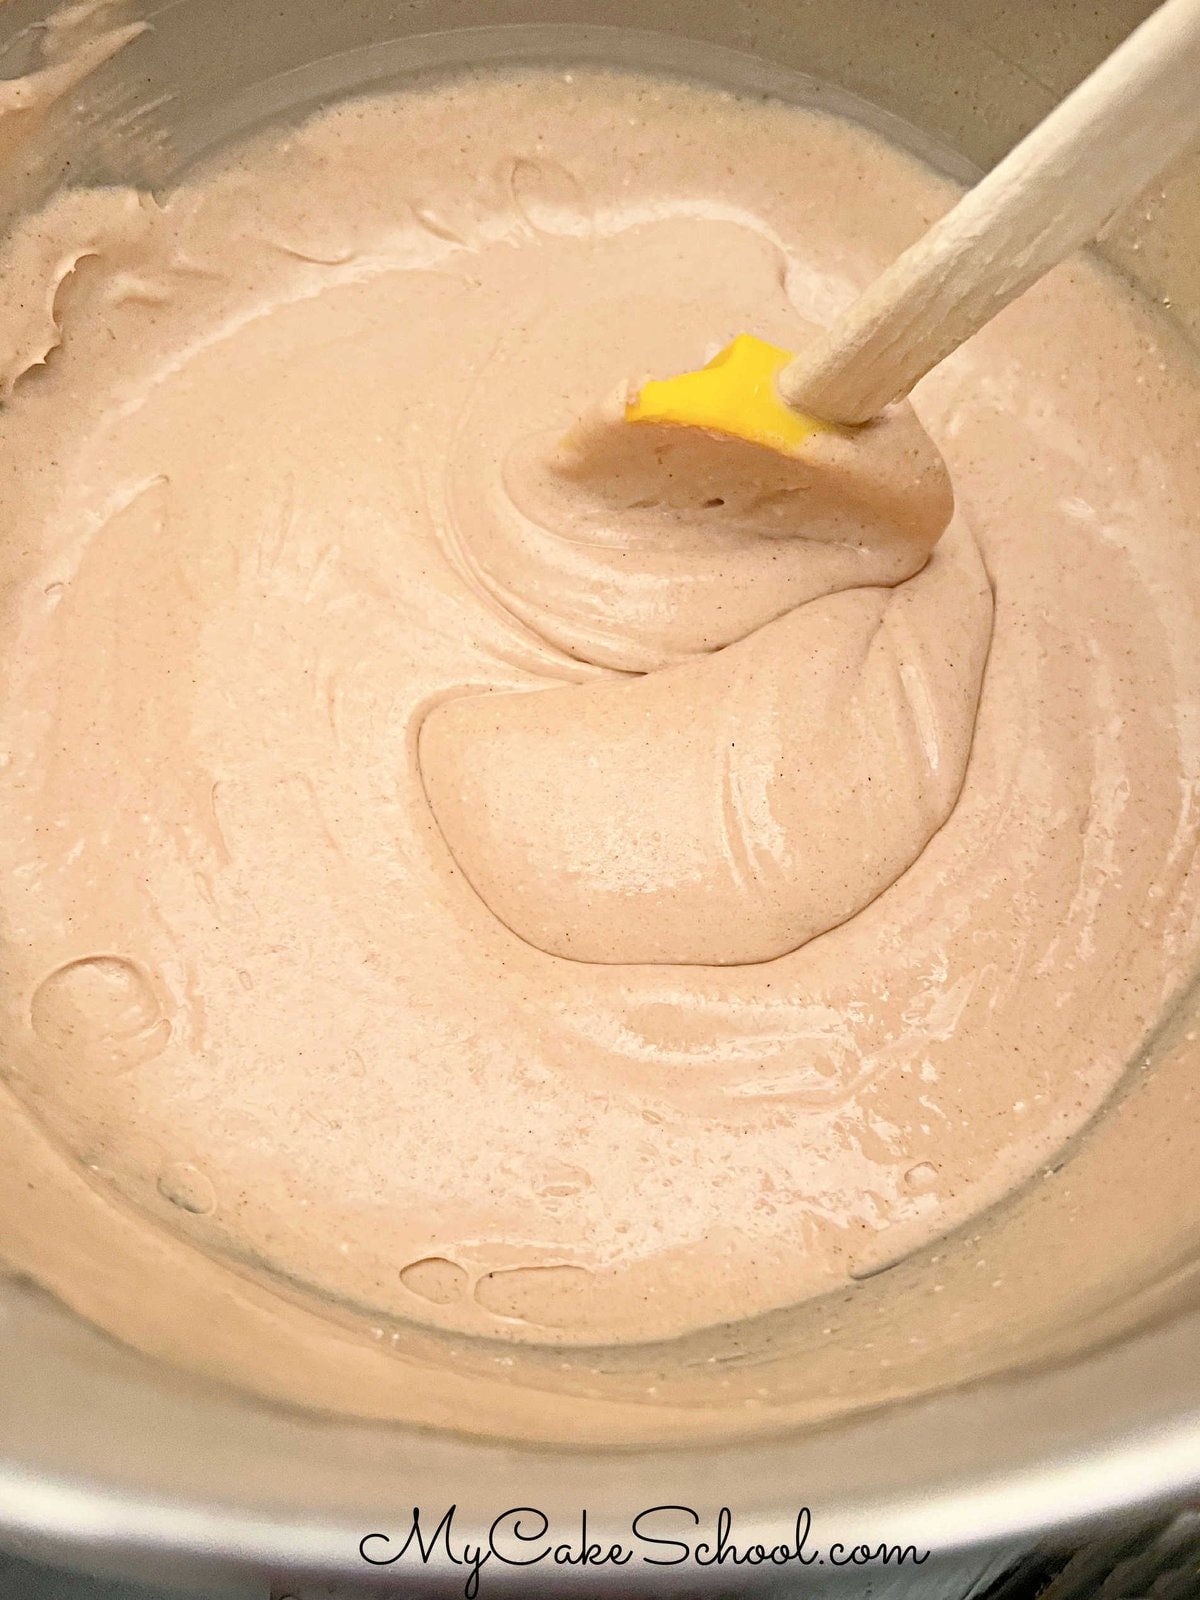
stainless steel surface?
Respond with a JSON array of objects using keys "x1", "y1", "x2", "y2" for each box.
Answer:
[
  {"x1": 8, "y1": 1511, "x2": 1200, "y2": 1596},
  {"x1": 0, "y1": 0, "x2": 1197, "y2": 1588},
  {"x1": 0, "y1": 1543, "x2": 1019, "y2": 1599},
  {"x1": 0, "y1": 1549, "x2": 262, "y2": 1599}
]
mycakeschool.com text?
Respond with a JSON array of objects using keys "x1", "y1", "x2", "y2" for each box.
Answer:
[{"x1": 359, "y1": 1506, "x2": 931, "y2": 1595}]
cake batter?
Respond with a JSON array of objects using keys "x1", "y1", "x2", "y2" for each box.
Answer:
[{"x1": 0, "y1": 57, "x2": 1198, "y2": 1432}]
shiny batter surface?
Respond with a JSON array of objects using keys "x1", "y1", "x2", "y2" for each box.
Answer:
[{"x1": 1, "y1": 66, "x2": 1199, "y2": 1391}]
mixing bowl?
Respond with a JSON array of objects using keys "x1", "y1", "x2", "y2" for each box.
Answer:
[{"x1": 0, "y1": 0, "x2": 1197, "y2": 1591}]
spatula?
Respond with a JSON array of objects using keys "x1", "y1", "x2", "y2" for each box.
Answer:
[{"x1": 626, "y1": 0, "x2": 1200, "y2": 442}]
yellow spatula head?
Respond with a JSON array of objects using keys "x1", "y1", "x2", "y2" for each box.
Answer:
[{"x1": 624, "y1": 333, "x2": 831, "y2": 457}]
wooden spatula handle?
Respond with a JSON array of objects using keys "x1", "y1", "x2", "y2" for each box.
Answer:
[{"x1": 779, "y1": 0, "x2": 1200, "y2": 425}]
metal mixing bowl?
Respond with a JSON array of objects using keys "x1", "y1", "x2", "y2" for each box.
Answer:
[{"x1": 0, "y1": 1, "x2": 1197, "y2": 1591}]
